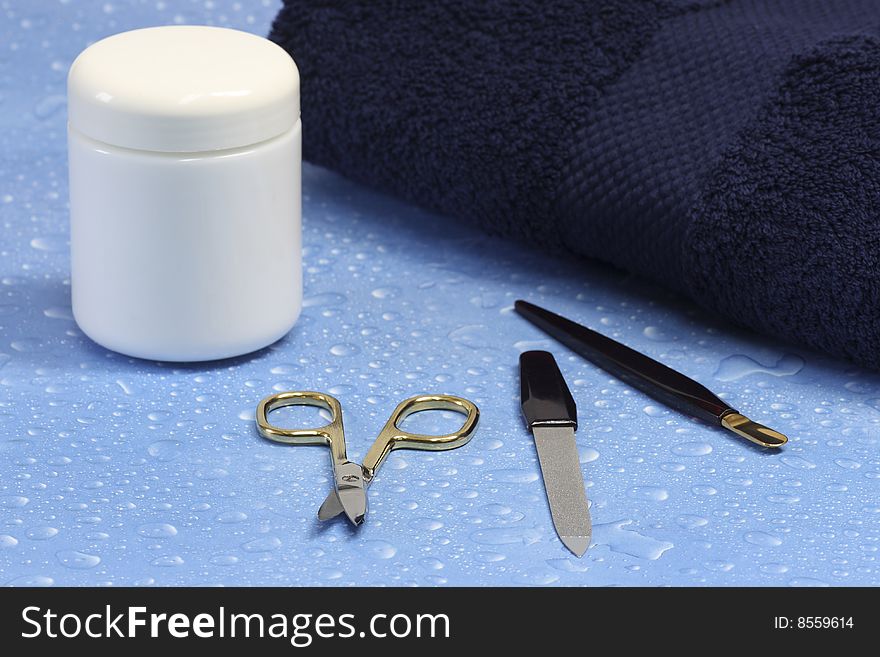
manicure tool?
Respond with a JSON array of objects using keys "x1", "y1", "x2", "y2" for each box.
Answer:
[
  {"x1": 515, "y1": 300, "x2": 788, "y2": 447},
  {"x1": 520, "y1": 351, "x2": 591, "y2": 557},
  {"x1": 256, "y1": 391, "x2": 480, "y2": 526}
]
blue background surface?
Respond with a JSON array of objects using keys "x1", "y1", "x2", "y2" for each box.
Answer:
[{"x1": 1, "y1": 0, "x2": 879, "y2": 587}]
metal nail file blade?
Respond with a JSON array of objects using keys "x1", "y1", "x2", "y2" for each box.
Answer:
[
  {"x1": 533, "y1": 426, "x2": 592, "y2": 556},
  {"x1": 520, "y1": 350, "x2": 591, "y2": 557}
]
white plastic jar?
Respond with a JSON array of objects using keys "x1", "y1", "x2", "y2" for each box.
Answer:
[{"x1": 67, "y1": 26, "x2": 301, "y2": 362}]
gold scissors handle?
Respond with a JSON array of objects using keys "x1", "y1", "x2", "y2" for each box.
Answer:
[
  {"x1": 255, "y1": 391, "x2": 348, "y2": 466},
  {"x1": 361, "y1": 394, "x2": 480, "y2": 480}
]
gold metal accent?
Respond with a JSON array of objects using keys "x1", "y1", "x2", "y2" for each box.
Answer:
[
  {"x1": 361, "y1": 394, "x2": 480, "y2": 480},
  {"x1": 720, "y1": 412, "x2": 788, "y2": 448},
  {"x1": 256, "y1": 390, "x2": 348, "y2": 464}
]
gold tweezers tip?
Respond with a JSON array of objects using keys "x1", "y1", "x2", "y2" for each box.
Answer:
[{"x1": 721, "y1": 412, "x2": 788, "y2": 448}]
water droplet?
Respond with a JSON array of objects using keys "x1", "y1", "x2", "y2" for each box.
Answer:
[
  {"x1": 44, "y1": 306, "x2": 74, "y2": 320},
  {"x1": 788, "y1": 577, "x2": 829, "y2": 587},
  {"x1": 370, "y1": 287, "x2": 399, "y2": 299},
  {"x1": 705, "y1": 560, "x2": 735, "y2": 572},
  {"x1": 115, "y1": 379, "x2": 136, "y2": 395},
  {"x1": 0, "y1": 535, "x2": 19, "y2": 548},
  {"x1": 329, "y1": 343, "x2": 359, "y2": 356},
  {"x1": 488, "y1": 469, "x2": 539, "y2": 484},
  {"x1": 10, "y1": 338, "x2": 40, "y2": 352},
  {"x1": 56, "y1": 550, "x2": 101, "y2": 569},
  {"x1": 137, "y1": 523, "x2": 178, "y2": 538},
  {"x1": 767, "y1": 493, "x2": 801, "y2": 504},
  {"x1": 210, "y1": 555, "x2": 240, "y2": 566},
  {"x1": 744, "y1": 531, "x2": 782, "y2": 547},
  {"x1": 1, "y1": 495, "x2": 29, "y2": 508},
  {"x1": 514, "y1": 569, "x2": 560, "y2": 585},
  {"x1": 26, "y1": 526, "x2": 59, "y2": 540},
  {"x1": 242, "y1": 536, "x2": 281, "y2": 552},
  {"x1": 481, "y1": 503, "x2": 512, "y2": 516},
  {"x1": 780, "y1": 455, "x2": 816, "y2": 470},
  {"x1": 592, "y1": 520, "x2": 673, "y2": 560},
  {"x1": 715, "y1": 353, "x2": 804, "y2": 381},
  {"x1": 546, "y1": 558, "x2": 590, "y2": 573},
  {"x1": 643, "y1": 326, "x2": 671, "y2": 341},
  {"x1": 470, "y1": 526, "x2": 542, "y2": 546},
  {"x1": 643, "y1": 405, "x2": 667, "y2": 417},
  {"x1": 448, "y1": 325, "x2": 492, "y2": 349},
  {"x1": 677, "y1": 515, "x2": 708, "y2": 529},
  {"x1": 843, "y1": 379, "x2": 874, "y2": 394},
  {"x1": 216, "y1": 511, "x2": 248, "y2": 523},
  {"x1": 578, "y1": 447, "x2": 600, "y2": 463},
  {"x1": 513, "y1": 339, "x2": 551, "y2": 352},
  {"x1": 408, "y1": 518, "x2": 443, "y2": 531},
  {"x1": 627, "y1": 486, "x2": 669, "y2": 502},
  {"x1": 760, "y1": 563, "x2": 789, "y2": 574},
  {"x1": 34, "y1": 94, "x2": 66, "y2": 119},
  {"x1": 672, "y1": 442, "x2": 712, "y2": 457},
  {"x1": 359, "y1": 539, "x2": 397, "y2": 559},
  {"x1": 151, "y1": 555, "x2": 184, "y2": 567},
  {"x1": 303, "y1": 292, "x2": 346, "y2": 307},
  {"x1": 147, "y1": 440, "x2": 182, "y2": 461},
  {"x1": 5, "y1": 575, "x2": 54, "y2": 587},
  {"x1": 29, "y1": 235, "x2": 68, "y2": 252}
]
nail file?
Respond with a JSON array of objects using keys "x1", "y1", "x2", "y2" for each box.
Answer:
[{"x1": 520, "y1": 350, "x2": 591, "y2": 557}]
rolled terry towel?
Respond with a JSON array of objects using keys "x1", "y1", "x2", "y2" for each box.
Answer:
[{"x1": 270, "y1": 0, "x2": 880, "y2": 369}]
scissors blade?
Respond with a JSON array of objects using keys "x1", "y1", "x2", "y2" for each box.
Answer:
[
  {"x1": 317, "y1": 482, "x2": 368, "y2": 524},
  {"x1": 317, "y1": 490, "x2": 345, "y2": 521},
  {"x1": 320, "y1": 461, "x2": 367, "y2": 526}
]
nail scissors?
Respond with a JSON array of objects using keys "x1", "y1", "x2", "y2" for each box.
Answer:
[{"x1": 256, "y1": 391, "x2": 480, "y2": 526}]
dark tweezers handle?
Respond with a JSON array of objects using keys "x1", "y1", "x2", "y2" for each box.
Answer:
[
  {"x1": 515, "y1": 301, "x2": 731, "y2": 424},
  {"x1": 520, "y1": 350, "x2": 578, "y2": 429}
]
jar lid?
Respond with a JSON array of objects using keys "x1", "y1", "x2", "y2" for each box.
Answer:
[{"x1": 68, "y1": 26, "x2": 300, "y2": 153}]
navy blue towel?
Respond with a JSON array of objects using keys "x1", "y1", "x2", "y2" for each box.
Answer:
[{"x1": 270, "y1": 1, "x2": 880, "y2": 369}]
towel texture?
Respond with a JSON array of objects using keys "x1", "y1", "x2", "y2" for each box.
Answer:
[{"x1": 270, "y1": 0, "x2": 880, "y2": 368}]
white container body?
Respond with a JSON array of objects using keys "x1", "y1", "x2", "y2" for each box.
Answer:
[
  {"x1": 67, "y1": 26, "x2": 302, "y2": 362},
  {"x1": 69, "y1": 121, "x2": 302, "y2": 361}
]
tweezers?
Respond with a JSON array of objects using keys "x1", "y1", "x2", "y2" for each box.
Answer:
[{"x1": 515, "y1": 300, "x2": 787, "y2": 448}]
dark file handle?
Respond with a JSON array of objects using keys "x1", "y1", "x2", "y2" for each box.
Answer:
[{"x1": 520, "y1": 351, "x2": 578, "y2": 430}]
